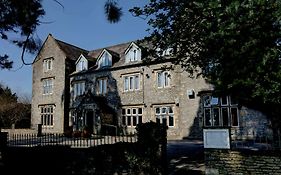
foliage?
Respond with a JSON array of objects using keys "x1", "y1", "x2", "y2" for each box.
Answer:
[
  {"x1": 124, "y1": 121, "x2": 167, "y2": 174},
  {"x1": 131, "y1": 0, "x2": 281, "y2": 127},
  {"x1": 0, "y1": 0, "x2": 122, "y2": 69},
  {"x1": 0, "y1": 83, "x2": 31, "y2": 128},
  {"x1": 0, "y1": 0, "x2": 45, "y2": 69},
  {"x1": 104, "y1": 0, "x2": 123, "y2": 23}
]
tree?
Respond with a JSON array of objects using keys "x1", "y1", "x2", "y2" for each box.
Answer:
[
  {"x1": 0, "y1": 0, "x2": 45, "y2": 69},
  {"x1": 0, "y1": 0, "x2": 122, "y2": 70},
  {"x1": 0, "y1": 83, "x2": 31, "y2": 128},
  {"x1": 130, "y1": 0, "x2": 281, "y2": 128}
]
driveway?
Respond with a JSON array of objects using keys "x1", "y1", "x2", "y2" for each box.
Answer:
[{"x1": 167, "y1": 139, "x2": 205, "y2": 175}]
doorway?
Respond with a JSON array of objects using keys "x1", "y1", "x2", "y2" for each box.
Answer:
[{"x1": 86, "y1": 110, "x2": 94, "y2": 133}]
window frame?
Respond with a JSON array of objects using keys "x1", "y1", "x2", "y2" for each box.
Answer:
[
  {"x1": 73, "y1": 81, "x2": 85, "y2": 98},
  {"x1": 123, "y1": 74, "x2": 141, "y2": 92},
  {"x1": 43, "y1": 58, "x2": 53, "y2": 72},
  {"x1": 125, "y1": 44, "x2": 142, "y2": 63},
  {"x1": 40, "y1": 105, "x2": 54, "y2": 127},
  {"x1": 155, "y1": 106, "x2": 175, "y2": 127},
  {"x1": 157, "y1": 71, "x2": 171, "y2": 88},
  {"x1": 96, "y1": 77, "x2": 108, "y2": 95},
  {"x1": 99, "y1": 51, "x2": 111, "y2": 68},
  {"x1": 203, "y1": 95, "x2": 239, "y2": 127},
  {"x1": 42, "y1": 78, "x2": 54, "y2": 95},
  {"x1": 122, "y1": 107, "x2": 143, "y2": 127}
]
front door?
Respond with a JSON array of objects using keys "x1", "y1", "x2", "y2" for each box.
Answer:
[{"x1": 86, "y1": 110, "x2": 94, "y2": 133}]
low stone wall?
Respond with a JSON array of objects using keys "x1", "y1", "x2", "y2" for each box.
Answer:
[{"x1": 205, "y1": 149, "x2": 281, "y2": 175}]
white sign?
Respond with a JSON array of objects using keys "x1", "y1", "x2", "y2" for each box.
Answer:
[{"x1": 203, "y1": 129, "x2": 230, "y2": 149}]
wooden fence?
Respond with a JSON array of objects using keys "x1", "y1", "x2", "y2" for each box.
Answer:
[{"x1": 7, "y1": 133, "x2": 137, "y2": 148}]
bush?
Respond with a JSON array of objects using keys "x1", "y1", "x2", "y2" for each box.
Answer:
[
  {"x1": 125, "y1": 121, "x2": 168, "y2": 174},
  {"x1": 64, "y1": 126, "x2": 73, "y2": 138},
  {"x1": 136, "y1": 121, "x2": 167, "y2": 149},
  {"x1": 72, "y1": 130, "x2": 82, "y2": 138}
]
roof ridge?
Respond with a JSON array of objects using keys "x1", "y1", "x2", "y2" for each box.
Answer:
[
  {"x1": 90, "y1": 40, "x2": 137, "y2": 52},
  {"x1": 55, "y1": 38, "x2": 89, "y2": 52}
]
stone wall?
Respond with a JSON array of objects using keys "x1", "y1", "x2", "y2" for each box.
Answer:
[{"x1": 205, "y1": 149, "x2": 281, "y2": 175}]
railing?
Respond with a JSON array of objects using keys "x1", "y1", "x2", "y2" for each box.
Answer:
[
  {"x1": 231, "y1": 130, "x2": 281, "y2": 150},
  {"x1": 7, "y1": 133, "x2": 137, "y2": 148}
]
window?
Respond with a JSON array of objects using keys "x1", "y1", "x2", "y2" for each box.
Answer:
[
  {"x1": 124, "y1": 74, "x2": 140, "y2": 92},
  {"x1": 76, "y1": 60, "x2": 87, "y2": 71},
  {"x1": 100, "y1": 51, "x2": 111, "y2": 68},
  {"x1": 155, "y1": 106, "x2": 174, "y2": 127},
  {"x1": 73, "y1": 82, "x2": 85, "y2": 98},
  {"x1": 43, "y1": 58, "x2": 53, "y2": 72},
  {"x1": 40, "y1": 105, "x2": 54, "y2": 126},
  {"x1": 43, "y1": 78, "x2": 53, "y2": 95},
  {"x1": 129, "y1": 49, "x2": 139, "y2": 62},
  {"x1": 157, "y1": 71, "x2": 170, "y2": 88},
  {"x1": 122, "y1": 107, "x2": 143, "y2": 127},
  {"x1": 96, "y1": 78, "x2": 107, "y2": 95},
  {"x1": 125, "y1": 45, "x2": 141, "y2": 63},
  {"x1": 203, "y1": 95, "x2": 239, "y2": 127}
]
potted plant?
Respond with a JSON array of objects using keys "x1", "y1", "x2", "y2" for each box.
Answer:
[{"x1": 82, "y1": 126, "x2": 91, "y2": 138}]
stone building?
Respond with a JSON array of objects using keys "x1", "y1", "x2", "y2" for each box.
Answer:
[
  {"x1": 31, "y1": 34, "x2": 272, "y2": 140},
  {"x1": 31, "y1": 34, "x2": 88, "y2": 133}
]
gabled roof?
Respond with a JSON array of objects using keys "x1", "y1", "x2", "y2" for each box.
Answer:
[
  {"x1": 124, "y1": 42, "x2": 140, "y2": 54},
  {"x1": 75, "y1": 54, "x2": 95, "y2": 64},
  {"x1": 96, "y1": 48, "x2": 119, "y2": 60},
  {"x1": 55, "y1": 39, "x2": 89, "y2": 61},
  {"x1": 88, "y1": 41, "x2": 132, "y2": 67}
]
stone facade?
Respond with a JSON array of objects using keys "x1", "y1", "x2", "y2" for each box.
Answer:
[
  {"x1": 32, "y1": 34, "x2": 272, "y2": 140},
  {"x1": 31, "y1": 34, "x2": 87, "y2": 133},
  {"x1": 69, "y1": 62, "x2": 211, "y2": 139},
  {"x1": 205, "y1": 149, "x2": 281, "y2": 175}
]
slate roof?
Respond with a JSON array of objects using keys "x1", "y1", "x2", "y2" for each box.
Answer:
[
  {"x1": 55, "y1": 39, "x2": 90, "y2": 61},
  {"x1": 88, "y1": 42, "x2": 132, "y2": 68},
  {"x1": 52, "y1": 35, "x2": 149, "y2": 72}
]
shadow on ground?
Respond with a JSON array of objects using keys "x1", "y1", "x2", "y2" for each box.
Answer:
[{"x1": 167, "y1": 140, "x2": 205, "y2": 175}]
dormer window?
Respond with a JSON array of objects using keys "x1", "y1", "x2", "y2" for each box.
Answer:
[
  {"x1": 97, "y1": 49, "x2": 112, "y2": 69},
  {"x1": 125, "y1": 42, "x2": 141, "y2": 63},
  {"x1": 101, "y1": 52, "x2": 110, "y2": 67},
  {"x1": 75, "y1": 55, "x2": 88, "y2": 72}
]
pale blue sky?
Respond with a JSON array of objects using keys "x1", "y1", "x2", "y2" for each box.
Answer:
[{"x1": 0, "y1": 0, "x2": 149, "y2": 97}]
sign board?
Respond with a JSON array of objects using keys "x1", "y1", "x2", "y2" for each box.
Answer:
[{"x1": 203, "y1": 128, "x2": 230, "y2": 149}]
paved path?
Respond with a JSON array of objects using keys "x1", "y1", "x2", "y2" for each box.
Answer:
[{"x1": 167, "y1": 140, "x2": 205, "y2": 175}]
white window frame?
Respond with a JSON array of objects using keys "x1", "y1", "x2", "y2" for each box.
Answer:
[
  {"x1": 100, "y1": 52, "x2": 111, "y2": 68},
  {"x1": 122, "y1": 107, "x2": 143, "y2": 127},
  {"x1": 73, "y1": 81, "x2": 85, "y2": 98},
  {"x1": 96, "y1": 78, "x2": 107, "y2": 95},
  {"x1": 125, "y1": 43, "x2": 142, "y2": 63},
  {"x1": 124, "y1": 74, "x2": 140, "y2": 92},
  {"x1": 76, "y1": 60, "x2": 87, "y2": 71},
  {"x1": 42, "y1": 78, "x2": 53, "y2": 95},
  {"x1": 40, "y1": 105, "x2": 54, "y2": 127},
  {"x1": 43, "y1": 58, "x2": 53, "y2": 72},
  {"x1": 157, "y1": 71, "x2": 170, "y2": 88},
  {"x1": 155, "y1": 106, "x2": 174, "y2": 127}
]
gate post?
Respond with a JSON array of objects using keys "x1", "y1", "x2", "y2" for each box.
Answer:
[{"x1": 37, "y1": 124, "x2": 42, "y2": 137}]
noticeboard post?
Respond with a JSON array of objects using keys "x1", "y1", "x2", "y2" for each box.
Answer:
[{"x1": 203, "y1": 128, "x2": 231, "y2": 149}]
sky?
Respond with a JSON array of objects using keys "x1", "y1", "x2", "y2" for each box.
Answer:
[{"x1": 0, "y1": 0, "x2": 150, "y2": 99}]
